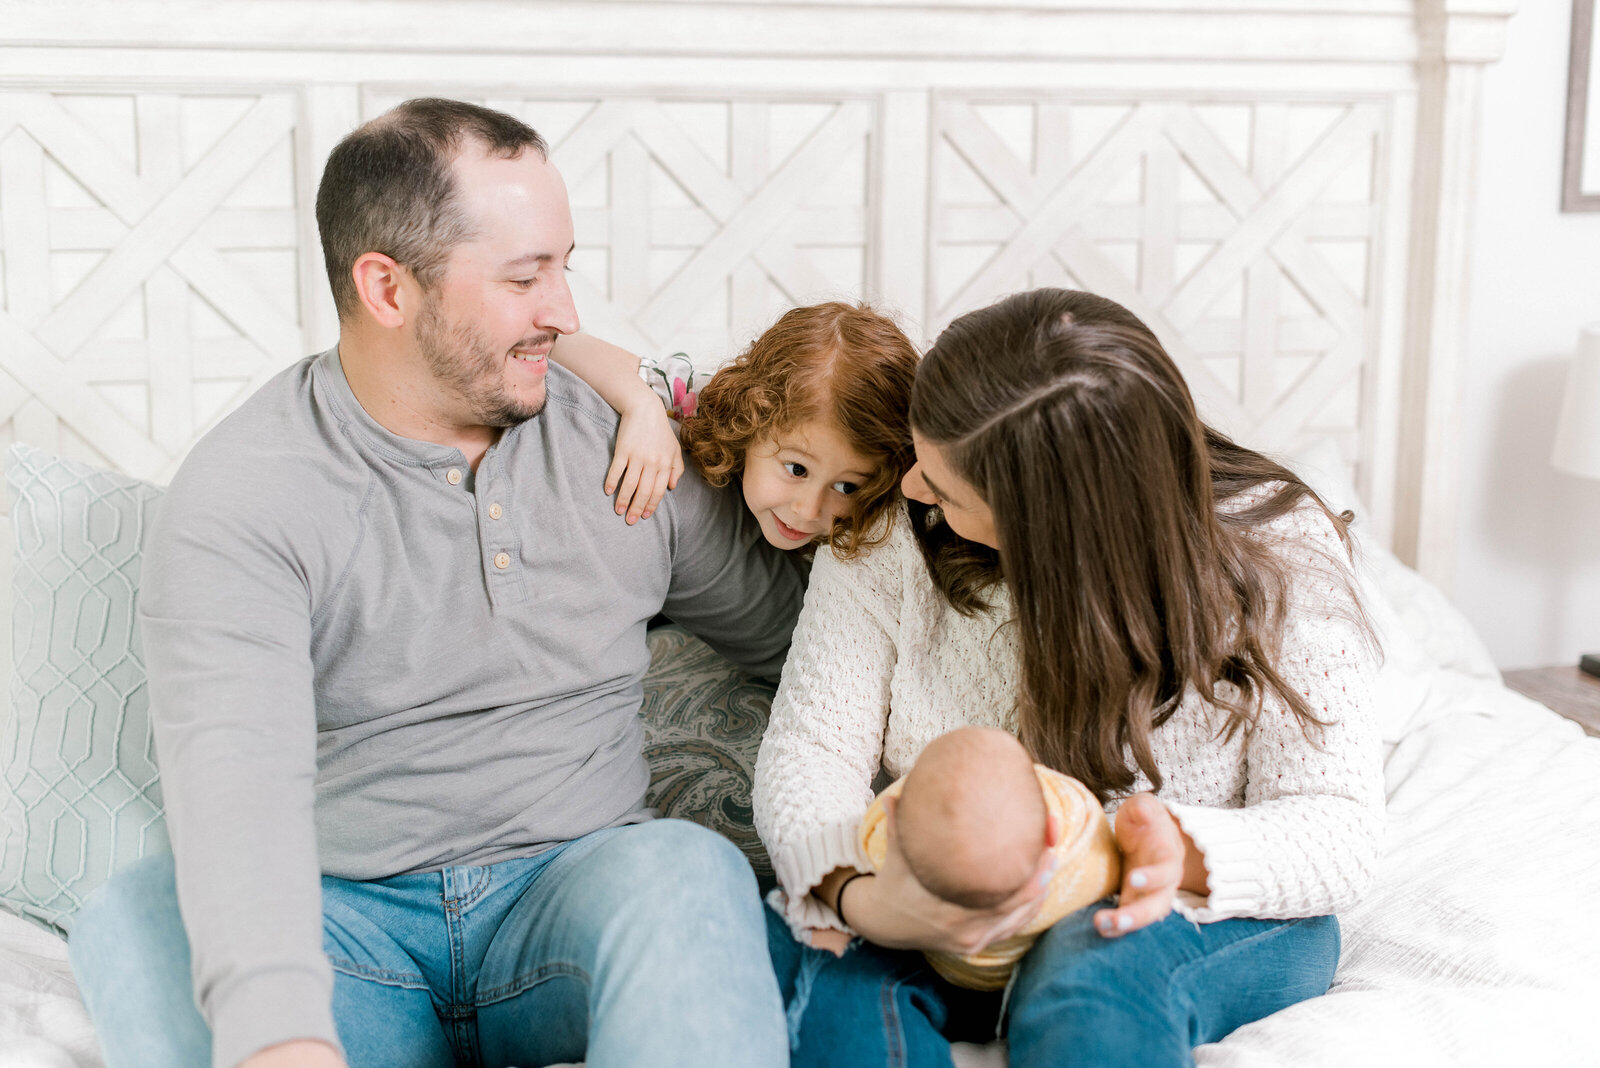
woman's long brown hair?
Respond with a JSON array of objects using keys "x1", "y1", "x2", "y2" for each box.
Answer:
[{"x1": 910, "y1": 288, "x2": 1365, "y2": 802}]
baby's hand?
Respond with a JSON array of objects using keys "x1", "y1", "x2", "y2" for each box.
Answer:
[{"x1": 607, "y1": 397, "x2": 685, "y2": 524}]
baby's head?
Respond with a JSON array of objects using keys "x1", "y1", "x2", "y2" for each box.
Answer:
[
  {"x1": 681, "y1": 302, "x2": 918, "y2": 554},
  {"x1": 894, "y1": 727, "x2": 1048, "y2": 909}
]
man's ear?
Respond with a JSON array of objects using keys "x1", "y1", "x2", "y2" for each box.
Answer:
[{"x1": 350, "y1": 252, "x2": 412, "y2": 328}]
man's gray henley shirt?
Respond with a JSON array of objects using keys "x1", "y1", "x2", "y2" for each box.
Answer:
[{"x1": 137, "y1": 349, "x2": 804, "y2": 1067}]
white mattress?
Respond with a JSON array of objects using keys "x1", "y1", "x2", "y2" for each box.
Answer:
[{"x1": 5, "y1": 532, "x2": 1599, "y2": 1067}]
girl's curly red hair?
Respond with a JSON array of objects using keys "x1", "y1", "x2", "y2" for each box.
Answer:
[{"x1": 680, "y1": 302, "x2": 919, "y2": 557}]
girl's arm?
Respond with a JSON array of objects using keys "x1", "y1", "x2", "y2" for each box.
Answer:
[{"x1": 548, "y1": 333, "x2": 684, "y2": 524}]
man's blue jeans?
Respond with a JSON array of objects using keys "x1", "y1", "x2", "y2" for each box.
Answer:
[
  {"x1": 767, "y1": 898, "x2": 1340, "y2": 1068},
  {"x1": 69, "y1": 820, "x2": 787, "y2": 1068}
]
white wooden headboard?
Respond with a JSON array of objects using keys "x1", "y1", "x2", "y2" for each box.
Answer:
[{"x1": 0, "y1": 0, "x2": 1517, "y2": 588}]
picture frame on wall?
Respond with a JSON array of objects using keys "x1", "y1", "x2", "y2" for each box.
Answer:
[{"x1": 1566, "y1": 0, "x2": 1600, "y2": 210}]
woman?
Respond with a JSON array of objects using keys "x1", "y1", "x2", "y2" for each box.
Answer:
[{"x1": 753, "y1": 288, "x2": 1383, "y2": 1067}]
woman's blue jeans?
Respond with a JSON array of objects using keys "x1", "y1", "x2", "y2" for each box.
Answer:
[
  {"x1": 69, "y1": 820, "x2": 787, "y2": 1068},
  {"x1": 766, "y1": 898, "x2": 1340, "y2": 1068}
]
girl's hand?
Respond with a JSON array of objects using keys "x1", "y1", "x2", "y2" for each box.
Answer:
[
  {"x1": 844, "y1": 795, "x2": 1060, "y2": 955},
  {"x1": 1093, "y1": 792, "x2": 1202, "y2": 938},
  {"x1": 606, "y1": 398, "x2": 685, "y2": 524}
]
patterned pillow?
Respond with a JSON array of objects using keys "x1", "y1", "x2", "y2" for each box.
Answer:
[
  {"x1": 2, "y1": 444, "x2": 169, "y2": 935},
  {"x1": 641, "y1": 625, "x2": 777, "y2": 886}
]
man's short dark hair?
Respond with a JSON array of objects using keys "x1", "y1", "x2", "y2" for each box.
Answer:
[{"x1": 316, "y1": 98, "x2": 549, "y2": 320}]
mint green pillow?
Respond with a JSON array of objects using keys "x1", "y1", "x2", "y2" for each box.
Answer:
[{"x1": 2, "y1": 444, "x2": 169, "y2": 934}]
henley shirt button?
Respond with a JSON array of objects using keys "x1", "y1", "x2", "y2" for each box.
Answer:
[
  {"x1": 493, "y1": 551, "x2": 511, "y2": 569},
  {"x1": 446, "y1": 468, "x2": 463, "y2": 486},
  {"x1": 489, "y1": 503, "x2": 503, "y2": 520}
]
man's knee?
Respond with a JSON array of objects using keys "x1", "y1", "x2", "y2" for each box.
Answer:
[
  {"x1": 627, "y1": 819, "x2": 757, "y2": 898},
  {"x1": 69, "y1": 853, "x2": 213, "y2": 1068},
  {"x1": 590, "y1": 821, "x2": 765, "y2": 957},
  {"x1": 72, "y1": 852, "x2": 185, "y2": 962}
]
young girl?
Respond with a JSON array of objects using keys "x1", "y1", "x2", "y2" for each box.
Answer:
[
  {"x1": 556, "y1": 302, "x2": 920, "y2": 555},
  {"x1": 754, "y1": 288, "x2": 1383, "y2": 1067}
]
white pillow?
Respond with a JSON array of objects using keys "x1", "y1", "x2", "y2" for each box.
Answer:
[
  {"x1": 1284, "y1": 439, "x2": 1495, "y2": 675},
  {"x1": 1282, "y1": 439, "x2": 1499, "y2": 742}
]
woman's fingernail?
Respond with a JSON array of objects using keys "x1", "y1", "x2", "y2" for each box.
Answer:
[
  {"x1": 1117, "y1": 914, "x2": 1133, "y2": 931},
  {"x1": 1129, "y1": 870, "x2": 1148, "y2": 889},
  {"x1": 1097, "y1": 916, "x2": 1113, "y2": 932}
]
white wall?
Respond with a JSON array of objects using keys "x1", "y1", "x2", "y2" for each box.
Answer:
[{"x1": 1457, "y1": 0, "x2": 1600, "y2": 669}]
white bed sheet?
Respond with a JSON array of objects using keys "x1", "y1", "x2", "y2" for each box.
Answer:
[
  {"x1": 1197, "y1": 671, "x2": 1600, "y2": 1067},
  {"x1": 4, "y1": 554, "x2": 1599, "y2": 1067},
  {"x1": 0, "y1": 909, "x2": 97, "y2": 1068}
]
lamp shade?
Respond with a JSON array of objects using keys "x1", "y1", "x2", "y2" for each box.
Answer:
[{"x1": 1552, "y1": 323, "x2": 1600, "y2": 481}]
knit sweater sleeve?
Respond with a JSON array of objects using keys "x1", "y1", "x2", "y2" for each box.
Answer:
[
  {"x1": 1164, "y1": 503, "x2": 1385, "y2": 922},
  {"x1": 752, "y1": 523, "x2": 908, "y2": 935}
]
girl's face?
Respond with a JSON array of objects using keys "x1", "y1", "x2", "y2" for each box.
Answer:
[
  {"x1": 902, "y1": 432, "x2": 999, "y2": 549},
  {"x1": 743, "y1": 418, "x2": 876, "y2": 549}
]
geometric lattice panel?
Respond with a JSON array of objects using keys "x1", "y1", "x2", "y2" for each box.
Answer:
[
  {"x1": 0, "y1": 90, "x2": 306, "y2": 483},
  {"x1": 1, "y1": 445, "x2": 167, "y2": 934},
  {"x1": 368, "y1": 89, "x2": 876, "y2": 374},
  {"x1": 931, "y1": 96, "x2": 1386, "y2": 466}
]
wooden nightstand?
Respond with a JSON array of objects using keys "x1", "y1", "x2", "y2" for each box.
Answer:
[{"x1": 1502, "y1": 665, "x2": 1600, "y2": 738}]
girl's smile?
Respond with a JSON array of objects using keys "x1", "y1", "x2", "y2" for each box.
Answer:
[{"x1": 742, "y1": 418, "x2": 877, "y2": 550}]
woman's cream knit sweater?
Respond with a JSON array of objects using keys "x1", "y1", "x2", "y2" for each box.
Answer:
[{"x1": 753, "y1": 497, "x2": 1384, "y2": 937}]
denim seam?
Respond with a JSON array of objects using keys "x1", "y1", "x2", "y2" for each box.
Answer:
[
  {"x1": 474, "y1": 962, "x2": 592, "y2": 1007},
  {"x1": 456, "y1": 868, "x2": 494, "y2": 911},
  {"x1": 785, "y1": 946, "x2": 830, "y2": 1052},
  {"x1": 441, "y1": 876, "x2": 470, "y2": 1010},
  {"x1": 880, "y1": 972, "x2": 910, "y2": 1068},
  {"x1": 328, "y1": 956, "x2": 431, "y2": 991},
  {"x1": 1168, "y1": 915, "x2": 1318, "y2": 991},
  {"x1": 1159, "y1": 914, "x2": 1323, "y2": 1038}
]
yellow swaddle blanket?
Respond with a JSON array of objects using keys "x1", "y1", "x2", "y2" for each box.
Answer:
[{"x1": 858, "y1": 765, "x2": 1122, "y2": 991}]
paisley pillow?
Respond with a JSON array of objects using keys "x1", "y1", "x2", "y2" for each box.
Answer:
[{"x1": 641, "y1": 625, "x2": 777, "y2": 886}]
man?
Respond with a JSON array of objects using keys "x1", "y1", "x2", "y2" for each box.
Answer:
[{"x1": 68, "y1": 98, "x2": 802, "y2": 1068}]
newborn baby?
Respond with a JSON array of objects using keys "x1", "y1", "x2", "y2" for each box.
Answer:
[{"x1": 857, "y1": 726, "x2": 1122, "y2": 990}]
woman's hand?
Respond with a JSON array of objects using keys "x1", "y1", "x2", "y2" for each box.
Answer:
[
  {"x1": 839, "y1": 796, "x2": 1060, "y2": 955},
  {"x1": 1093, "y1": 792, "x2": 1207, "y2": 938},
  {"x1": 606, "y1": 397, "x2": 684, "y2": 524}
]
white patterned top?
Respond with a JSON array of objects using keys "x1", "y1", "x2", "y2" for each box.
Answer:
[{"x1": 753, "y1": 493, "x2": 1384, "y2": 937}]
